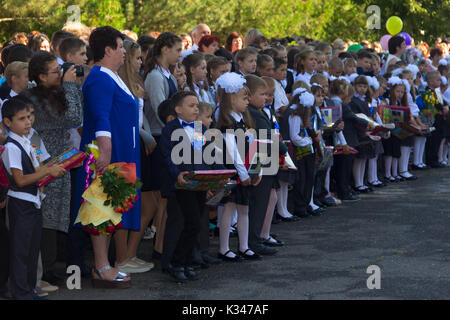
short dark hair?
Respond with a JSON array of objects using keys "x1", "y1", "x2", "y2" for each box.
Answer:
[
  {"x1": 430, "y1": 47, "x2": 443, "y2": 59},
  {"x1": 59, "y1": 37, "x2": 86, "y2": 61},
  {"x1": 171, "y1": 91, "x2": 198, "y2": 110},
  {"x1": 157, "y1": 99, "x2": 176, "y2": 125},
  {"x1": 2, "y1": 96, "x2": 30, "y2": 121},
  {"x1": 51, "y1": 30, "x2": 75, "y2": 51},
  {"x1": 137, "y1": 35, "x2": 155, "y2": 53},
  {"x1": 356, "y1": 49, "x2": 373, "y2": 60},
  {"x1": 3, "y1": 44, "x2": 33, "y2": 67},
  {"x1": 388, "y1": 35, "x2": 405, "y2": 55},
  {"x1": 89, "y1": 26, "x2": 125, "y2": 62},
  {"x1": 261, "y1": 48, "x2": 278, "y2": 59},
  {"x1": 273, "y1": 57, "x2": 287, "y2": 70}
]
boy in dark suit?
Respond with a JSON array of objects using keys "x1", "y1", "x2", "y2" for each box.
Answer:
[
  {"x1": 245, "y1": 75, "x2": 288, "y2": 256},
  {"x1": 159, "y1": 91, "x2": 225, "y2": 282}
]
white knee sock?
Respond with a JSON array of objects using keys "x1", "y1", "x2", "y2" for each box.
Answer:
[
  {"x1": 325, "y1": 167, "x2": 331, "y2": 193},
  {"x1": 400, "y1": 146, "x2": 412, "y2": 176},
  {"x1": 413, "y1": 137, "x2": 422, "y2": 165},
  {"x1": 360, "y1": 158, "x2": 367, "y2": 186},
  {"x1": 260, "y1": 189, "x2": 277, "y2": 240},
  {"x1": 276, "y1": 181, "x2": 292, "y2": 218},
  {"x1": 392, "y1": 158, "x2": 399, "y2": 177},
  {"x1": 309, "y1": 186, "x2": 319, "y2": 210},
  {"x1": 419, "y1": 137, "x2": 426, "y2": 165},
  {"x1": 368, "y1": 156, "x2": 378, "y2": 183},
  {"x1": 444, "y1": 142, "x2": 449, "y2": 163},
  {"x1": 384, "y1": 155, "x2": 392, "y2": 178},
  {"x1": 353, "y1": 158, "x2": 362, "y2": 187},
  {"x1": 236, "y1": 205, "x2": 252, "y2": 253},
  {"x1": 219, "y1": 203, "x2": 237, "y2": 256}
]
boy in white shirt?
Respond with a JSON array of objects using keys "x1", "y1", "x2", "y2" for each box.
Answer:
[{"x1": 2, "y1": 97, "x2": 65, "y2": 300}]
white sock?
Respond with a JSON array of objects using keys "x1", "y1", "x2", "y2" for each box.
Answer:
[
  {"x1": 419, "y1": 137, "x2": 427, "y2": 165},
  {"x1": 392, "y1": 158, "x2": 399, "y2": 177},
  {"x1": 360, "y1": 158, "x2": 367, "y2": 187},
  {"x1": 260, "y1": 189, "x2": 278, "y2": 240},
  {"x1": 444, "y1": 142, "x2": 449, "y2": 163},
  {"x1": 237, "y1": 205, "x2": 253, "y2": 254},
  {"x1": 309, "y1": 186, "x2": 319, "y2": 210},
  {"x1": 276, "y1": 181, "x2": 292, "y2": 218},
  {"x1": 219, "y1": 203, "x2": 237, "y2": 257},
  {"x1": 368, "y1": 156, "x2": 378, "y2": 183},
  {"x1": 325, "y1": 167, "x2": 331, "y2": 193},
  {"x1": 384, "y1": 156, "x2": 392, "y2": 178},
  {"x1": 353, "y1": 158, "x2": 362, "y2": 187},
  {"x1": 413, "y1": 137, "x2": 422, "y2": 165},
  {"x1": 400, "y1": 146, "x2": 412, "y2": 176}
]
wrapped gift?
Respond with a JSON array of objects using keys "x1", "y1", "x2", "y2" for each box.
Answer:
[
  {"x1": 175, "y1": 169, "x2": 237, "y2": 191},
  {"x1": 320, "y1": 106, "x2": 342, "y2": 131},
  {"x1": 37, "y1": 147, "x2": 87, "y2": 187}
]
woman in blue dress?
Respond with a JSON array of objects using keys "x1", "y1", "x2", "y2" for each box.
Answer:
[{"x1": 74, "y1": 26, "x2": 140, "y2": 287}]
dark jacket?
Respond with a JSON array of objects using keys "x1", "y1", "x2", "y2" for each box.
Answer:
[
  {"x1": 159, "y1": 118, "x2": 225, "y2": 195},
  {"x1": 342, "y1": 102, "x2": 369, "y2": 147},
  {"x1": 248, "y1": 104, "x2": 287, "y2": 156}
]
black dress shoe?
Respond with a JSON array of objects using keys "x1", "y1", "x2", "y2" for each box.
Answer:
[
  {"x1": 217, "y1": 250, "x2": 241, "y2": 262},
  {"x1": 399, "y1": 174, "x2": 418, "y2": 181},
  {"x1": 314, "y1": 199, "x2": 326, "y2": 208},
  {"x1": 191, "y1": 259, "x2": 209, "y2": 269},
  {"x1": 294, "y1": 211, "x2": 311, "y2": 218},
  {"x1": 279, "y1": 215, "x2": 300, "y2": 222},
  {"x1": 307, "y1": 206, "x2": 325, "y2": 216},
  {"x1": 411, "y1": 164, "x2": 423, "y2": 171},
  {"x1": 152, "y1": 250, "x2": 162, "y2": 260},
  {"x1": 238, "y1": 249, "x2": 262, "y2": 260},
  {"x1": 355, "y1": 186, "x2": 370, "y2": 193},
  {"x1": 322, "y1": 197, "x2": 337, "y2": 207},
  {"x1": 341, "y1": 194, "x2": 360, "y2": 201},
  {"x1": 201, "y1": 254, "x2": 222, "y2": 265},
  {"x1": 430, "y1": 162, "x2": 446, "y2": 168},
  {"x1": 184, "y1": 266, "x2": 199, "y2": 280},
  {"x1": 251, "y1": 244, "x2": 278, "y2": 256},
  {"x1": 262, "y1": 236, "x2": 284, "y2": 247},
  {"x1": 163, "y1": 266, "x2": 187, "y2": 282}
]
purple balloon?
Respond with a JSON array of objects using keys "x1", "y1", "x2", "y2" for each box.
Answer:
[{"x1": 400, "y1": 32, "x2": 412, "y2": 46}]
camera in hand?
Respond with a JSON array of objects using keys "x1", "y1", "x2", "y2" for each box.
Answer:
[{"x1": 62, "y1": 62, "x2": 84, "y2": 78}]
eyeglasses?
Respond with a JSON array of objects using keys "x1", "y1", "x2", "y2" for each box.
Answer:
[{"x1": 47, "y1": 66, "x2": 62, "y2": 75}]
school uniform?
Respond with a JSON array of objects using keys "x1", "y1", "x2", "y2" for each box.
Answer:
[
  {"x1": 294, "y1": 71, "x2": 314, "y2": 85},
  {"x1": 219, "y1": 112, "x2": 253, "y2": 206},
  {"x1": 247, "y1": 104, "x2": 287, "y2": 249},
  {"x1": 335, "y1": 99, "x2": 369, "y2": 199},
  {"x1": 144, "y1": 65, "x2": 178, "y2": 191},
  {"x1": 3, "y1": 133, "x2": 43, "y2": 300},
  {"x1": 289, "y1": 108, "x2": 315, "y2": 216},
  {"x1": 281, "y1": 69, "x2": 295, "y2": 94},
  {"x1": 0, "y1": 89, "x2": 18, "y2": 121},
  {"x1": 349, "y1": 95, "x2": 376, "y2": 159},
  {"x1": 159, "y1": 118, "x2": 224, "y2": 270}
]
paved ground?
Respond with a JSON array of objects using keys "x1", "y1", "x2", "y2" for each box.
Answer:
[{"x1": 27, "y1": 167, "x2": 450, "y2": 300}]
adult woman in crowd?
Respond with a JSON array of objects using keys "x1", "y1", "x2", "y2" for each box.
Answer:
[
  {"x1": 28, "y1": 34, "x2": 51, "y2": 53},
  {"x1": 23, "y1": 51, "x2": 83, "y2": 284},
  {"x1": 225, "y1": 32, "x2": 244, "y2": 53},
  {"x1": 198, "y1": 35, "x2": 221, "y2": 55},
  {"x1": 74, "y1": 26, "x2": 141, "y2": 287}
]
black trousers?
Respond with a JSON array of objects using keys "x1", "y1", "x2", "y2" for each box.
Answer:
[
  {"x1": 425, "y1": 116, "x2": 445, "y2": 165},
  {"x1": 314, "y1": 167, "x2": 329, "y2": 201},
  {"x1": 162, "y1": 190, "x2": 205, "y2": 269},
  {"x1": 0, "y1": 207, "x2": 9, "y2": 294},
  {"x1": 293, "y1": 154, "x2": 316, "y2": 214},
  {"x1": 8, "y1": 197, "x2": 42, "y2": 300},
  {"x1": 67, "y1": 167, "x2": 87, "y2": 269},
  {"x1": 333, "y1": 154, "x2": 354, "y2": 199},
  {"x1": 248, "y1": 175, "x2": 275, "y2": 248},
  {"x1": 194, "y1": 205, "x2": 211, "y2": 259}
]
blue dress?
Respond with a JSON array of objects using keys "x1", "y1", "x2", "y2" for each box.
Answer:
[{"x1": 73, "y1": 66, "x2": 141, "y2": 230}]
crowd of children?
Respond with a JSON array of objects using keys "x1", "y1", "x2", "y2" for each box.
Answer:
[{"x1": 0, "y1": 23, "x2": 449, "y2": 298}]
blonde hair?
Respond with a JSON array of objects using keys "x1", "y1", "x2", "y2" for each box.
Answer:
[
  {"x1": 62, "y1": 22, "x2": 91, "y2": 40},
  {"x1": 118, "y1": 40, "x2": 144, "y2": 98},
  {"x1": 5, "y1": 61, "x2": 28, "y2": 87},
  {"x1": 261, "y1": 76, "x2": 276, "y2": 91},
  {"x1": 243, "y1": 28, "x2": 263, "y2": 47},
  {"x1": 198, "y1": 102, "x2": 213, "y2": 115}
]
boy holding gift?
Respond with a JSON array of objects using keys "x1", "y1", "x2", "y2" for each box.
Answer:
[
  {"x1": 1, "y1": 97, "x2": 65, "y2": 299},
  {"x1": 159, "y1": 91, "x2": 225, "y2": 282}
]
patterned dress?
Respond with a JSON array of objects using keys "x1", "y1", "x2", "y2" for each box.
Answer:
[{"x1": 23, "y1": 82, "x2": 83, "y2": 232}]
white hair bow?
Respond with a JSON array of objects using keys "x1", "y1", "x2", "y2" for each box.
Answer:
[
  {"x1": 215, "y1": 72, "x2": 247, "y2": 94},
  {"x1": 388, "y1": 76, "x2": 403, "y2": 86}
]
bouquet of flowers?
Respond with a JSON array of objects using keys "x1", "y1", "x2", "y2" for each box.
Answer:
[
  {"x1": 405, "y1": 47, "x2": 423, "y2": 65},
  {"x1": 75, "y1": 141, "x2": 142, "y2": 235},
  {"x1": 416, "y1": 88, "x2": 440, "y2": 126}
]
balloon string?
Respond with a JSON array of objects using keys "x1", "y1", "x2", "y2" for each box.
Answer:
[{"x1": 81, "y1": 153, "x2": 95, "y2": 204}]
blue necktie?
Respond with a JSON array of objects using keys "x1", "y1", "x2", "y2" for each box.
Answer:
[{"x1": 181, "y1": 121, "x2": 195, "y2": 128}]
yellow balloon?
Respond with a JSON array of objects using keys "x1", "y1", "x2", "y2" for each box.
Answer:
[{"x1": 386, "y1": 16, "x2": 403, "y2": 35}]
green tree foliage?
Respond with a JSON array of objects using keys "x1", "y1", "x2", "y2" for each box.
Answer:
[{"x1": 0, "y1": 0, "x2": 447, "y2": 45}]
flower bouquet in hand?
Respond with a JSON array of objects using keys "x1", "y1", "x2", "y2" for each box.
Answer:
[{"x1": 75, "y1": 140, "x2": 142, "y2": 236}]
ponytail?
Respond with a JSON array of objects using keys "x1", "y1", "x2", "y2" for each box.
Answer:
[{"x1": 143, "y1": 32, "x2": 181, "y2": 79}]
